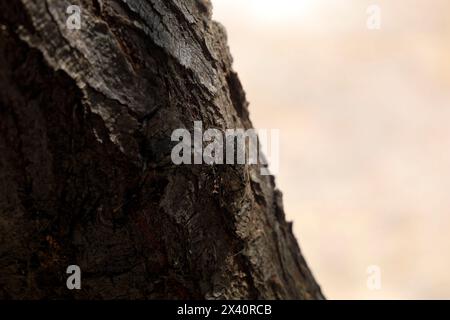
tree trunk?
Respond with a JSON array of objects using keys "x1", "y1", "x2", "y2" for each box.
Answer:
[{"x1": 0, "y1": 0, "x2": 323, "y2": 299}]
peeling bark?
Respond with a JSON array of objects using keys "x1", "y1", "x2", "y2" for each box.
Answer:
[{"x1": 0, "y1": 0, "x2": 323, "y2": 299}]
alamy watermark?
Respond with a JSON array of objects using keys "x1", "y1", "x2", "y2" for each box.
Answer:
[
  {"x1": 366, "y1": 4, "x2": 382, "y2": 30},
  {"x1": 66, "y1": 5, "x2": 81, "y2": 30},
  {"x1": 66, "y1": 265, "x2": 81, "y2": 290},
  {"x1": 366, "y1": 265, "x2": 382, "y2": 290},
  {"x1": 171, "y1": 121, "x2": 279, "y2": 175}
]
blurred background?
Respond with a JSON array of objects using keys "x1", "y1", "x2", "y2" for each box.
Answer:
[{"x1": 212, "y1": 0, "x2": 450, "y2": 299}]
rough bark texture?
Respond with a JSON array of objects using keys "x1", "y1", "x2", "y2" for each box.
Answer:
[{"x1": 0, "y1": 0, "x2": 323, "y2": 299}]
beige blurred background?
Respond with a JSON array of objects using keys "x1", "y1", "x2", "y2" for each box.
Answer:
[{"x1": 212, "y1": 0, "x2": 450, "y2": 299}]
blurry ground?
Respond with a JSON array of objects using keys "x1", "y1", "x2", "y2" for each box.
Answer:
[{"x1": 213, "y1": 0, "x2": 450, "y2": 299}]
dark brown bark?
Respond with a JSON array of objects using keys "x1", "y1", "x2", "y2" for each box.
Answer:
[{"x1": 0, "y1": 0, "x2": 323, "y2": 299}]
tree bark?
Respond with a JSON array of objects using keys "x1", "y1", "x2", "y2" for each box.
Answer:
[{"x1": 0, "y1": 0, "x2": 323, "y2": 299}]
